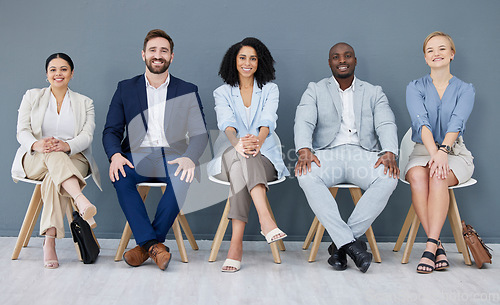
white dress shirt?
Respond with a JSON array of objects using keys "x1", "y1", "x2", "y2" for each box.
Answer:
[
  {"x1": 41, "y1": 91, "x2": 75, "y2": 142},
  {"x1": 330, "y1": 77, "x2": 360, "y2": 147},
  {"x1": 141, "y1": 73, "x2": 170, "y2": 147}
]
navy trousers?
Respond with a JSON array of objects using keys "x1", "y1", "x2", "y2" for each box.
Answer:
[{"x1": 112, "y1": 150, "x2": 190, "y2": 246}]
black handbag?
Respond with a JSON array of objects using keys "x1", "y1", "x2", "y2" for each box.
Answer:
[{"x1": 70, "y1": 211, "x2": 99, "y2": 264}]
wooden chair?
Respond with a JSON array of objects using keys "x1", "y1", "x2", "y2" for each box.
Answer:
[
  {"x1": 393, "y1": 128, "x2": 474, "y2": 265},
  {"x1": 11, "y1": 175, "x2": 94, "y2": 261},
  {"x1": 207, "y1": 176, "x2": 286, "y2": 264},
  {"x1": 114, "y1": 182, "x2": 198, "y2": 263},
  {"x1": 302, "y1": 184, "x2": 382, "y2": 263}
]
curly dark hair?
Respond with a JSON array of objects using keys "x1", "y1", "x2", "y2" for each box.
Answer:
[{"x1": 218, "y1": 37, "x2": 275, "y2": 89}]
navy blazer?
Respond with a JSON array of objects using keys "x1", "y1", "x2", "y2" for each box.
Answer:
[{"x1": 103, "y1": 74, "x2": 208, "y2": 164}]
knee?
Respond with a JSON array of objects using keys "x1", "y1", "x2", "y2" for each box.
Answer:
[
  {"x1": 112, "y1": 166, "x2": 136, "y2": 189},
  {"x1": 297, "y1": 170, "x2": 321, "y2": 188},
  {"x1": 406, "y1": 168, "x2": 428, "y2": 191},
  {"x1": 429, "y1": 175, "x2": 448, "y2": 190}
]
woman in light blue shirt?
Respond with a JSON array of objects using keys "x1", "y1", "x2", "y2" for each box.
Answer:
[
  {"x1": 405, "y1": 32, "x2": 475, "y2": 274},
  {"x1": 208, "y1": 37, "x2": 289, "y2": 272}
]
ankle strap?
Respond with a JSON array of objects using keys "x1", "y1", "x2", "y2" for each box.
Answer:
[
  {"x1": 427, "y1": 238, "x2": 439, "y2": 245},
  {"x1": 74, "y1": 193, "x2": 84, "y2": 202},
  {"x1": 45, "y1": 235, "x2": 56, "y2": 239}
]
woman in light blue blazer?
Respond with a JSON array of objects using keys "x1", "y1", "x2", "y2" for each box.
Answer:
[
  {"x1": 208, "y1": 37, "x2": 289, "y2": 272},
  {"x1": 405, "y1": 32, "x2": 474, "y2": 274}
]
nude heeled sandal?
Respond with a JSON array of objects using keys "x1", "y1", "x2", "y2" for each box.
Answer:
[
  {"x1": 74, "y1": 193, "x2": 97, "y2": 225},
  {"x1": 43, "y1": 235, "x2": 59, "y2": 269}
]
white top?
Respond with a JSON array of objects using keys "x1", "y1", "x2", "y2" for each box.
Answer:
[
  {"x1": 330, "y1": 77, "x2": 360, "y2": 147},
  {"x1": 141, "y1": 73, "x2": 170, "y2": 147},
  {"x1": 244, "y1": 105, "x2": 251, "y2": 126},
  {"x1": 41, "y1": 91, "x2": 75, "y2": 142}
]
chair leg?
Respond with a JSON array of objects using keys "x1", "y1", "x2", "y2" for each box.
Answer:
[
  {"x1": 302, "y1": 216, "x2": 319, "y2": 250},
  {"x1": 350, "y1": 188, "x2": 381, "y2": 263},
  {"x1": 172, "y1": 217, "x2": 188, "y2": 263},
  {"x1": 448, "y1": 190, "x2": 472, "y2": 265},
  {"x1": 308, "y1": 221, "x2": 325, "y2": 262},
  {"x1": 264, "y1": 196, "x2": 285, "y2": 251},
  {"x1": 401, "y1": 214, "x2": 420, "y2": 264},
  {"x1": 208, "y1": 199, "x2": 231, "y2": 262},
  {"x1": 114, "y1": 222, "x2": 133, "y2": 261},
  {"x1": 393, "y1": 204, "x2": 415, "y2": 252},
  {"x1": 12, "y1": 185, "x2": 42, "y2": 260},
  {"x1": 177, "y1": 211, "x2": 199, "y2": 250},
  {"x1": 23, "y1": 187, "x2": 43, "y2": 248}
]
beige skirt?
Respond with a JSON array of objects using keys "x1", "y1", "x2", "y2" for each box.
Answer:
[{"x1": 404, "y1": 137, "x2": 474, "y2": 184}]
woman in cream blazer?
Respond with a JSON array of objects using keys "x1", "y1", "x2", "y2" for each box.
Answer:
[{"x1": 11, "y1": 53, "x2": 101, "y2": 268}]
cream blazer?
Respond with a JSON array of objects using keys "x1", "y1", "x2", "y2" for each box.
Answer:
[{"x1": 11, "y1": 87, "x2": 101, "y2": 190}]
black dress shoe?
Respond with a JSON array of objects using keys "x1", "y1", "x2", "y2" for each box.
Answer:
[
  {"x1": 342, "y1": 240, "x2": 372, "y2": 273},
  {"x1": 327, "y1": 242, "x2": 347, "y2": 271}
]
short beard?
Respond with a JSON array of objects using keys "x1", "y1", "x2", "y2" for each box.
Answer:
[{"x1": 146, "y1": 59, "x2": 170, "y2": 74}]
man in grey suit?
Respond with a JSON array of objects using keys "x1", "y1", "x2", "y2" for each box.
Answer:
[{"x1": 294, "y1": 43, "x2": 399, "y2": 273}]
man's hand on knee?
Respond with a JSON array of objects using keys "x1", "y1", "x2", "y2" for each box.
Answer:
[
  {"x1": 109, "y1": 153, "x2": 134, "y2": 182},
  {"x1": 374, "y1": 152, "x2": 399, "y2": 179},
  {"x1": 295, "y1": 148, "x2": 321, "y2": 177}
]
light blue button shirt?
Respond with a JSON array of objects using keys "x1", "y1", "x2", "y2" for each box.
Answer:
[
  {"x1": 207, "y1": 81, "x2": 289, "y2": 179},
  {"x1": 406, "y1": 74, "x2": 475, "y2": 144}
]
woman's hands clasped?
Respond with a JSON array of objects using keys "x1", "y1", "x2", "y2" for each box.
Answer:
[
  {"x1": 235, "y1": 134, "x2": 262, "y2": 158},
  {"x1": 31, "y1": 137, "x2": 70, "y2": 154}
]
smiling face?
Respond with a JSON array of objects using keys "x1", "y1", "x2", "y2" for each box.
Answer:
[
  {"x1": 424, "y1": 35, "x2": 455, "y2": 69},
  {"x1": 236, "y1": 46, "x2": 258, "y2": 80},
  {"x1": 46, "y1": 57, "x2": 73, "y2": 89},
  {"x1": 328, "y1": 43, "x2": 357, "y2": 80},
  {"x1": 142, "y1": 37, "x2": 173, "y2": 75}
]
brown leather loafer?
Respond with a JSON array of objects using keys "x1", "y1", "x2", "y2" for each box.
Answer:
[
  {"x1": 148, "y1": 243, "x2": 171, "y2": 271},
  {"x1": 123, "y1": 245, "x2": 149, "y2": 267}
]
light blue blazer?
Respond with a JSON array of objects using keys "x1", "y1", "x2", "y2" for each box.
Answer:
[
  {"x1": 207, "y1": 81, "x2": 289, "y2": 179},
  {"x1": 294, "y1": 76, "x2": 398, "y2": 156}
]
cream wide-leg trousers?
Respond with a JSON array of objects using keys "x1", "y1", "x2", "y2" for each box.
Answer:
[{"x1": 22, "y1": 152, "x2": 89, "y2": 238}]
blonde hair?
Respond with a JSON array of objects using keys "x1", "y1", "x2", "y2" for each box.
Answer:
[{"x1": 423, "y1": 31, "x2": 456, "y2": 55}]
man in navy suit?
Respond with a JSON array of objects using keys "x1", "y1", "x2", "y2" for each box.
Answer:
[{"x1": 103, "y1": 29, "x2": 208, "y2": 270}]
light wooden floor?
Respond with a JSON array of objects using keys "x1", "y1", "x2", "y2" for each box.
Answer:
[{"x1": 1, "y1": 237, "x2": 499, "y2": 305}]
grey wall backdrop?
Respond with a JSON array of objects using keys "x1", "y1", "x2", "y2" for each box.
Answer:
[{"x1": 1, "y1": 0, "x2": 498, "y2": 243}]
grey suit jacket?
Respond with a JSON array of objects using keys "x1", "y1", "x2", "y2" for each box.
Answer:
[
  {"x1": 12, "y1": 87, "x2": 101, "y2": 189},
  {"x1": 294, "y1": 76, "x2": 398, "y2": 156}
]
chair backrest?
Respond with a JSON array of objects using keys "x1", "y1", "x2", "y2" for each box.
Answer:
[{"x1": 399, "y1": 128, "x2": 415, "y2": 180}]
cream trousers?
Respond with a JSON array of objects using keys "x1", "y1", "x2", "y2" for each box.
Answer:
[{"x1": 23, "y1": 152, "x2": 89, "y2": 238}]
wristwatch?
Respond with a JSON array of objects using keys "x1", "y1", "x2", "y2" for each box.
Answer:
[{"x1": 437, "y1": 144, "x2": 451, "y2": 154}]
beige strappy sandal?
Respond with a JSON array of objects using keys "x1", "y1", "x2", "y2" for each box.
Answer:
[{"x1": 43, "y1": 235, "x2": 59, "y2": 269}]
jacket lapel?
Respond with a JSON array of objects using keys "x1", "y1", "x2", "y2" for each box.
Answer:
[
  {"x1": 67, "y1": 88, "x2": 81, "y2": 137},
  {"x1": 136, "y1": 75, "x2": 149, "y2": 130},
  {"x1": 164, "y1": 75, "x2": 177, "y2": 129},
  {"x1": 353, "y1": 80, "x2": 363, "y2": 133},
  {"x1": 248, "y1": 80, "x2": 262, "y2": 128},
  {"x1": 231, "y1": 85, "x2": 249, "y2": 129},
  {"x1": 32, "y1": 87, "x2": 52, "y2": 138},
  {"x1": 327, "y1": 77, "x2": 342, "y2": 116}
]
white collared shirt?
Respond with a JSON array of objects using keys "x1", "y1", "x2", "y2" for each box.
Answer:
[
  {"x1": 330, "y1": 77, "x2": 360, "y2": 147},
  {"x1": 41, "y1": 90, "x2": 75, "y2": 141},
  {"x1": 141, "y1": 73, "x2": 170, "y2": 147}
]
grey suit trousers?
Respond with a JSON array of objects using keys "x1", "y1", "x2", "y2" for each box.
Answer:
[{"x1": 297, "y1": 144, "x2": 397, "y2": 247}]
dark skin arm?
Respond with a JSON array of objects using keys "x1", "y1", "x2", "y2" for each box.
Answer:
[
  {"x1": 374, "y1": 151, "x2": 399, "y2": 179},
  {"x1": 294, "y1": 148, "x2": 321, "y2": 176}
]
